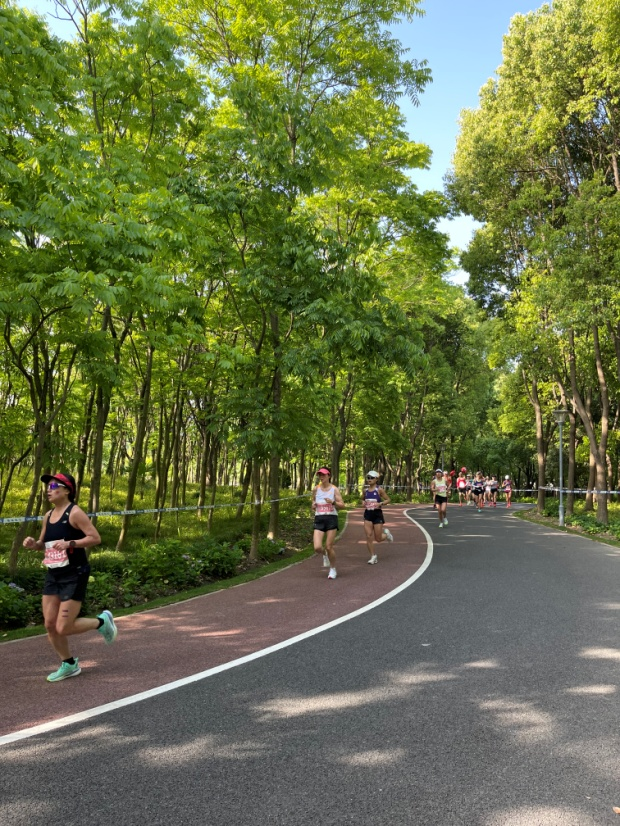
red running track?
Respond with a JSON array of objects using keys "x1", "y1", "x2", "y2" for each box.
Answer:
[{"x1": 0, "y1": 507, "x2": 429, "y2": 739}]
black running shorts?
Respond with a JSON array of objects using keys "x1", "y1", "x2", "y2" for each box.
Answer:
[
  {"x1": 43, "y1": 564, "x2": 91, "y2": 603},
  {"x1": 363, "y1": 509, "x2": 385, "y2": 524},
  {"x1": 313, "y1": 515, "x2": 338, "y2": 533},
  {"x1": 434, "y1": 495, "x2": 448, "y2": 505}
]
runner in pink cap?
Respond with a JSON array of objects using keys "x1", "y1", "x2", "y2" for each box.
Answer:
[{"x1": 312, "y1": 467, "x2": 345, "y2": 580}]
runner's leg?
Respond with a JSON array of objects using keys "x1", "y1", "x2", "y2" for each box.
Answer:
[
  {"x1": 325, "y1": 528, "x2": 337, "y2": 568},
  {"x1": 364, "y1": 519, "x2": 375, "y2": 557}
]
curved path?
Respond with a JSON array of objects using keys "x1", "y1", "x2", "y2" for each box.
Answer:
[
  {"x1": 0, "y1": 506, "x2": 428, "y2": 741},
  {"x1": 2, "y1": 503, "x2": 620, "y2": 826}
]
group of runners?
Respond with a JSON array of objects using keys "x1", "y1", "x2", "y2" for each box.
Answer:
[
  {"x1": 311, "y1": 467, "x2": 393, "y2": 581},
  {"x1": 22, "y1": 464, "x2": 512, "y2": 683},
  {"x1": 433, "y1": 468, "x2": 513, "y2": 526}
]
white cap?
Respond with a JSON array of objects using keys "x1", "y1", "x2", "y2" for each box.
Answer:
[
  {"x1": 366, "y1": 470, "x2": 380, "y2": 478},
  {"x1": 435, "y1": 468, "x2": 443, "y2": 473},
  {"x1": 505, "y1": 475, "x2": 510, "y2": 479}
]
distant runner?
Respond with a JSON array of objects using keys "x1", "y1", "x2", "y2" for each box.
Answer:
[
  {"x1": 362, "y1": 470, "x2": 393, "y2": 565},
  {"x1": 503, "y1": 475, "x2": 513, "y2": 507},
  {"x1": 472, "y1": 472, "x2": 485, "y2": 512},
  {"x1": 490, "y1": 475, "x2": 499, "y2": 507},
  {"x1": 430, "y1": 469, "x2": 450, "y2": 528},
  {"x1": 456, "y1": 468, "x2": 468, "y2": 507},
  {"x1": 22, "y1": 472, "x2": 117, "y2": 682},
  {"x1": 312, "y1": 467, "x2": 345, "y2": 580}
]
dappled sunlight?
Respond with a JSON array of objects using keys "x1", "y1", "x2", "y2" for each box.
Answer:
[
  {"x1": 338, "y1": 748, "x2": 407, "y2": 767},
  {"x1": 138, "y1": 736, "x2": 267, "y2": 765},
  {"x1": 564, "y1": 684, "x2": 616, "y2": 696},
  {"x1": 593, "y1": 602, "x2": 620, "y2": 610},
  {"x1": 245, "y1": 597, "x2": 297, "y2": 605},
  {"x1": 2, "y1": 725, "x2": 147, "y2": 763},
  {"x1": 479, "y1": 699, "x2": 555, "y2": 743},
  {"x1": 462, "y1": 659, "x2": 502, "y2": 669},
  {"x1": 0, "y1": 800, "x2": 54, "y2": 824},
  {"x1": 482, "y1": 806, "x2": 599, "y2": 825},
  {"x1": 177, "y1": 627, "x2": 244, "y2": 638},
  {"x1": 253, "y1": 684, "x2": 411, "y2": 720},
  {"x1": 579, "y1": 647, "x2": 620, "y2": 662},
  {"x1": 388, "y1": 665, "x2": 458, "y2": 686},
  {"x1": 254, "y1": 666, "x2": 458, "y2": 720}
]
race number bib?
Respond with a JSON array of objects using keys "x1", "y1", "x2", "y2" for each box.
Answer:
[
  {"x1": 364, "y1": 499, "x2": 379, "y2": 511},
  {"x1": 43, "y1": 541, "x2": 70, "y2": 568},
  {"x1": 316, "y1": 502, "x2": 333, "y2": 515}
]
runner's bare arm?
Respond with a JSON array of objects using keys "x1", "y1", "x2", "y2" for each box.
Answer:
[
  {"x1": 22, "y1": 512, "x2": 49, "y2": 550},
  {"x1": 333, "y1": 487, "x2": 346, "y2": 509},
  {"x1": 62, "y1": 506, "x2": 101, "y2": 550}
]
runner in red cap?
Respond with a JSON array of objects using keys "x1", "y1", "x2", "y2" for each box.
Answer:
[
  {"x1": 22, "y1": 472, "x2": 118, "y2": 682},
  {"x1": 312, "y1": 467, "x2": 345, "y2": 580},
  {"x1": 456, "y1": 468, "x2": 468, "y2": 507}
]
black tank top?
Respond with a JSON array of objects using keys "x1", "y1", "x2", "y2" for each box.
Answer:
[{"x1": 43, "y1": 503, "x2": 88, "y2": 568}]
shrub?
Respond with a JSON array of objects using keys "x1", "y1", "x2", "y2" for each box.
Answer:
[
  {"x1": 89, "y1": 550, "x2": 126, "y2": 577},
  {"x1": 0, "y1": 564, "x2": 44, "y2": 594},
  {"x1": 194, "y1": 543, "x2": 244, "y2": 578},
  {"x1": 0, "y1": 582, "x2": 40, "y2": 629},
  {"x1": 83, "y1": 572, "x2": 118, "y2": 613},
  {"x1": 127, "y1": 539, "x2": 197, "y2": 589},
  {"x1": 257, "y1": 538, "x2": 286, "y2": 561}
]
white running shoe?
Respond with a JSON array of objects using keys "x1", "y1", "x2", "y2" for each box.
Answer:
[
  {"x1": 323, "y1": 554, "x2": 329, "y2": 567},
  {"x1": 443, "y1": 518, "x2": 448, "y2": 526},
  {"x1": 327, "y1": 568, "x2": 337, "y2": 580},
  {"x1": 368, "y1": 554, "x2": 378, "y2": 565},
  {"x1": 438, "y1": 522, "x2": 443, "y2": 528},
  {"x1": 383, "y1": 528, "x2": 394, "y2": 542}
]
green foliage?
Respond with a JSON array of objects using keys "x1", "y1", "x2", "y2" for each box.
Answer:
[
  {"x1": 0, "y1": 582, "x2": 41, "y2": 629},
  {"x1": 257, "y1": 538, "x2": 286, "y2": 562}
]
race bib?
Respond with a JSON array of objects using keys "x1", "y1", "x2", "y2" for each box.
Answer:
[
  {"x1": 364, "y1": 499, "x2": 378, "y2": 511},
  {"x1": 43, "y1": 541, "x2": 69, "y2": 568},
  {"x1": 316, "y1": 502, "x2": 333, "y2": 515}
]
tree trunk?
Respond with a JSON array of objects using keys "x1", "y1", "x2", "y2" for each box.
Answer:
[
  {"x1": 267, "y1": 453, "x2": 280, "y2": 540},
  {"x1": 249, "y1": 460, "x2": 261, "y2": 561},
  {"x1": 236, "y1": 459, "x2": 253, "y2": 519},
  {"x1": 75, "y1": 389, "x2": 95, "y2": 501},
  {"x1": 116, "y1": 344, "x2": 154, "y2": 551}
]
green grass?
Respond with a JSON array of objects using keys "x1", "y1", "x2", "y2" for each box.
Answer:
[{"x1": 518, "y1": 499, "x2": 620, "y2": 548}]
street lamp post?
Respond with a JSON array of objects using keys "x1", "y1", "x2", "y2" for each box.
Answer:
[{"x1": 553, "y1": 409, "x2": 569, "y2": 527}]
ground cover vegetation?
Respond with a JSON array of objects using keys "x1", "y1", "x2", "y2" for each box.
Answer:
[{"x1": 2, "y1": 0, "x2": 619, "y2": 631}]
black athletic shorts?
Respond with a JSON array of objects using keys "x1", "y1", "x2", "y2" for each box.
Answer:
[
  {"x1": 363, "y1": 509, "x2": 385, "y2": 525},
  {"x1": 434, "y1": 495, "x2": 448, "y2": 505},
  {"x1": 43, "y1": 563, "x2": 91, "y2": 603},
  {"x1": 313, "y1": 514, "x2": 338, "y2": 533},
  {"x1": 472, "y1": 487, "x2": 483, "y2": 497}
]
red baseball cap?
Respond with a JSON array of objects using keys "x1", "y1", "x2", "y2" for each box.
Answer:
[
  {"x1": 316, "y1": 467, "x2": 331, "y2": 476},
  {"x1": 41, "y1": 472, "x2": 76, "y2": 497}
]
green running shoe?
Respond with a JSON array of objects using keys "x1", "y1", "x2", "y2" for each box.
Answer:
[
  {"x1": 47, "y1": 659, "x2": 81, "y2": 682},
  {"x1": 97, "y1": 609, "x2": 118, "y2": 645}
]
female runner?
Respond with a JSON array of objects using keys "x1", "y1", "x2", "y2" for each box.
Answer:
[{"x1": 362, "y1": 470, "x2": 393, "y2": 564}]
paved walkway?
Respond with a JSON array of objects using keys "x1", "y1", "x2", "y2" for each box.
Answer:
[{"x1": 1, "y1": 506, "x2": 428, "y2": 740}]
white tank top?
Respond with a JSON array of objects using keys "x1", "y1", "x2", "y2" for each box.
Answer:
[{"x1": 315, "y1": 485, "x2": 337, "y2": 515}]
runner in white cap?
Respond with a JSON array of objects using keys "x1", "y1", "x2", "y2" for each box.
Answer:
[
  {"x1": 430, "y1": 468, "x2": 450, "y2": 527},
  {"x1": 362, "y1": 470, "x2": 393, "y2": 564},
  {"x1": 312, "y1": 467, "x2": 345, "y2": 580}
]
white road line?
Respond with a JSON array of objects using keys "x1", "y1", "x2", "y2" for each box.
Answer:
[{"x1": 0, "y1": 510, "x2": 432, "y2": 747}]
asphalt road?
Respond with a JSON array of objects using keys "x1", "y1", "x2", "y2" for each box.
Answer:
[{"x1": 2, "y1": 504, "x2": 620, "y2": 826}]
